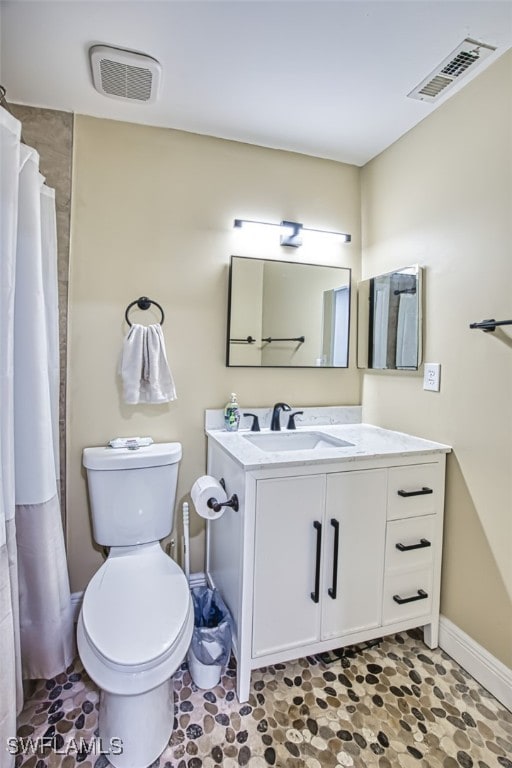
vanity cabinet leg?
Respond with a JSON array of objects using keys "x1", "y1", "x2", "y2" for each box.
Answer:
[
  {"x1": 423, "y1": 620, "x2": 439, "y2": 649},
  {"x1": 236, "y1": 662, "x2": 251, "y2": 703}
]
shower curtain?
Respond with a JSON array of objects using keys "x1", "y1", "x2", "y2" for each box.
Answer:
[{"x1": 0, "y1": 106, "x2": 74, "y2": 764}]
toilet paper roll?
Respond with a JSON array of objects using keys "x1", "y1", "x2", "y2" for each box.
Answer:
[{"x1": 191, "y1": 475, "x2": 228, "y2": 520}]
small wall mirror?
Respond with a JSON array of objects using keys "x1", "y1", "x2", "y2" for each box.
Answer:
[
  {"x1": 357, "y1": 265, "x2": 423, "y2": 370},
  {"x1": 227, "y1": 255, "x2": 351, "y2": 367}
]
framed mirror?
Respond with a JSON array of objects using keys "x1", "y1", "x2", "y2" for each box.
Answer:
[
  {"x1": 357, "y1": 265, "x2": 423, "y2": 370},
  {"x1": 226, "y1": 255, "x2": 351, "y2": 367}
]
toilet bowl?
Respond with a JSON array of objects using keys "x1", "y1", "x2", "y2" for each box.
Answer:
[
  {"x1": 78, "y1": 442, "x2": 192, "y2": 768},
  {"x1": 77, "y1": 544, "x2": 193, "y2": 768}
]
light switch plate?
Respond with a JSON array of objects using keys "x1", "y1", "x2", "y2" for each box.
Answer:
[{"x1": 423, "y1": 363, "x2": 441, "y2": 392}]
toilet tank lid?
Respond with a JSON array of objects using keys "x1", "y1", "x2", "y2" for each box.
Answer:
[{"x1": 83, "y1": 442, "x2": 182, "y2": 470}]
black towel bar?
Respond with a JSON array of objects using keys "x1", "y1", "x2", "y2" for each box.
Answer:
[
  {"x1": 230, "y1": 336, "x2": 256, "y2": 344},
  {"x1": 261, "y1": 336, "x2": 305, "y2": 343},
  {"x1": 393, "y1": 287, "x2": 416, "y2": 295},
  {"x1": 125, "y1": 296, "x2": 165, "y2": 327},
  {"x1": 469, "y1": 319, "x2": 512, "y2": 332}
]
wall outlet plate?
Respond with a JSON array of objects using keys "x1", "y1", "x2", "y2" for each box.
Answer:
[{"x1": 423, "y1": 363, "x2": 441, "y2": 392}]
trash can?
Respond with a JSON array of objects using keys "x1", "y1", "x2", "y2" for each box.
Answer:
[{"x1": 187, "y1": 586, "x2": 233, "y2": 689}]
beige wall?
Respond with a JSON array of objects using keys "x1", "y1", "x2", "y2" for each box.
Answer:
[
  {"x1": 361, "y1": 52, "x2": 512, "y2": 666},
  {"x1": 67, "y1": 116, "x2": 361, "y2": 592}
]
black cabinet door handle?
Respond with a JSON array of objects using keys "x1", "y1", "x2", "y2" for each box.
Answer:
[
  {"x1": 397, "y1": 487, "x2": 433, "y2": 498},
  {"x1": 393, "y1": 589, "x2": 428, "y2": 605},
  {"x1": 328, "y1": 519, "x2": 339, "y2": 600},
  {"x1": 311, "y1": 521, "x2": 322, "y2": 604},
  {"x1": 396, "y1": 538, "x2": 431, "y2": 552}
]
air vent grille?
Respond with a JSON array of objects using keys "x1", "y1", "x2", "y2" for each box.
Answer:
[
  {"x1": 418, "y1": 75, "x2": 452, "y2": 99},
  {"x1": 90, "y1": 45, "x2": 161, "y2": 103},
  {"x1": 408, "y1": 38, "x2": 495, "y2": 102},
  {"x1": 99, "y1": 59, "x2": 153, "y2": 101},
  {"x1": 441, "y1": 50, "x2": 479, "y2": 78}
]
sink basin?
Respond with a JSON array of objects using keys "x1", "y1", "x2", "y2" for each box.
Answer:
[{"x1": 243, "y1": 431, "x2": 354, "y2": 452}]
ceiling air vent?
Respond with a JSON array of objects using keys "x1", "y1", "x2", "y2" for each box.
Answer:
[
  {"x1": 89, "y1": 45, "x2": 162, "y2": 103},
  {"x1": 408, "y1": 38, "x2": 496, "y2": 102}
]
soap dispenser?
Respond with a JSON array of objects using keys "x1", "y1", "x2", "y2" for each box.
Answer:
[{"x1": 224, "y1": 393, "x2": 241, "y2": 432}]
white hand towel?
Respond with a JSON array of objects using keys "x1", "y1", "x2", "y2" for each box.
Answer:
[
  {"x1": 140, "y1": 324, "x2": 177, "y2": 403},
  {"x1": 119, "y1": 323, "x2": 177, "y2": 404},
  {"x1": 119, "y1": 323, "x2": 145, "y2": 404}
]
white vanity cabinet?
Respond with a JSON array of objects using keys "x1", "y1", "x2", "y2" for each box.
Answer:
[
  {"x1": 252, "y1": 469, "x2": 387, "y2": 657},
  {"x1": 206, "y1": 427, "x2": 448, "y2": 703}
]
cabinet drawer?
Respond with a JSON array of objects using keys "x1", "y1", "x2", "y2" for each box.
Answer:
[
  {"x1": 382, "y1": 568, "x2": 432, "y2": 625},
  {"x1": 385, "y1": 515, "x2": 435, "y2": 572},
  {"x1": 387, "y1": 463, "x2": 442, "y2": 520}
]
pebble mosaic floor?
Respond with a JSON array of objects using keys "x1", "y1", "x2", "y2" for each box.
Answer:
[{"x1": 14, "y1": 630, "x2": 512, "y2": 768}]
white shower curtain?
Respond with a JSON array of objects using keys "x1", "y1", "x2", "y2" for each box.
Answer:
[
  {"x1": 0, "y1": 106, "x2": 74, "y2": 763},
  {"x1": 0, "y1": 105, "x2": 23, "y2": 768}
]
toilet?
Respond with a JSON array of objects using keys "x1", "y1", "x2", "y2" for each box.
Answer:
[{"x1": 77, "y1": 442, "x2": 193, "y2": 768}]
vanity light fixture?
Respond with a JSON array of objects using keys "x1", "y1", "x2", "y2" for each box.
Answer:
[{"x1": 233, "y1": 219, "x2": 351, "y2": 248}]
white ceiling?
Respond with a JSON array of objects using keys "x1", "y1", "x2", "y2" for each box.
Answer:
[{"x1": 1, "y1": 0, "x2": 511, "y2": 166}]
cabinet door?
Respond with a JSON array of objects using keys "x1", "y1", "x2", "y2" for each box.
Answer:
[
  {"x1": 322, "y1": 469, "x2": 387, "y2": 640},
  {"x1": 252, "y1": 474, "x2": 325, "y2": 658}
]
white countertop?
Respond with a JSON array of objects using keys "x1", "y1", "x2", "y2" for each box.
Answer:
[{"x1": 206, "y1": 423, "x2": 451, "y2": 471}]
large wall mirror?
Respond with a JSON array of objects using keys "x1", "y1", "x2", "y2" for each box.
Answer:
[
  {"x1": 357, "y1": 265, "x2": 423, "y2": 370},
  {"x1": 227, "y1": 255, "x2": 351, "y2": 367}
]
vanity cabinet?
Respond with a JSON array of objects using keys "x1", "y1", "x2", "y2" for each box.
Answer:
[
  {"x1": 206, "y1": 433, "x2": 447, "y2": 703},
  {"x1": 252, "y1": 470, "x2": 387, "y2": 657}
]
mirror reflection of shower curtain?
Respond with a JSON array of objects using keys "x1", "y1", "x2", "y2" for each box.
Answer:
[
  {"x1": 395, "y1": 293, "x2": 418, "y2": 369},
  {"x1": 372, "y1": 281, "x2": 390, "y2": 369},
  {"x1": 322, "y1": 286, "x2": 349, "y2": 366}
]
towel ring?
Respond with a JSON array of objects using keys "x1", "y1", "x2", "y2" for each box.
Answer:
[{"x1": 125, "y1": 296, "x2": 165, "y2": 327}]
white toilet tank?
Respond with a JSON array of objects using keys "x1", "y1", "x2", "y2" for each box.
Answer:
[{"x1": 83, "y1": 442, "x2": 182, "y2": 547}]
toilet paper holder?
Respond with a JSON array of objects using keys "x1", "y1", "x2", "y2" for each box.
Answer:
[{"x1": 207, "y1": 478, "x2": 239, "y2": 513}]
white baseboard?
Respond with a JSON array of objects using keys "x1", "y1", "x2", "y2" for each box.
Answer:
[{"x1": 439, "y1": 615, "x2": 512, "y2": 711}]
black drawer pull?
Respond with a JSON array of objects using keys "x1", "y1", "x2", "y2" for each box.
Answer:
[
  {"x1": 393, "y1": 589, "x2": 428, "y2": 605},
  {"x1": 396, "y1": 538, "x2": 431, "y2": 552},
  {"x1": 311, "y1": 521, "x2": 322, "y2": 604},
  {"x1": 328, "y1": 518, "x2": 339, "y2": 600},
  {"x1": 397, "y1": 486, "x2": 433, "y2": 498}
]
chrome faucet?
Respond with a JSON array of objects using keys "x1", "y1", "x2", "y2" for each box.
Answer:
[{"x1": 270, "y1": 402, "x2": 291, "y2": 431}]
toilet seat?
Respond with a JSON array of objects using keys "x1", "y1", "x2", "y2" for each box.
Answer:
[
  {"x1": 78, "y1": 544, "x2": 194, "y2": 695},
  {"x1": 82, "y1": 544, "x2": 190, "y2": 668}
]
